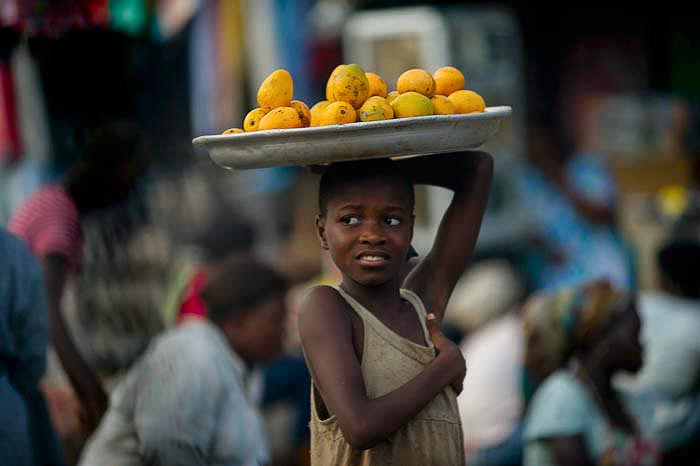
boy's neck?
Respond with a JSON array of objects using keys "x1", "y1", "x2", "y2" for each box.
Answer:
[{"x1": 340, "y1": 276, "x2": 403, "y2": 314}]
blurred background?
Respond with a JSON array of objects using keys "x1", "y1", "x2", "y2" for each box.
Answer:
[{"x1": 1, "y1": 1, "x2": 699, "y2": 465}]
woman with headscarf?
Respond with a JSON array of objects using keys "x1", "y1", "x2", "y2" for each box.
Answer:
[{"x1": 522, "y1": 280, "x2": 660, "y2": 466}]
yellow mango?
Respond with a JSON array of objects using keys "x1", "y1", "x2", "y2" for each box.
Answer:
[
  {"x1": 433, "y1": 66, "x2": 465, "y2": 97},
  {"x1": 222, "y1": 128, "x2": 244, "y2": 134},
  {"x1": 448, "y1": 90, "x2": 485, "y2": 114},
  {"x1": 257, "y1": 69, "x2": 293, "y2": 111},
  {"x1": 391, "y1": 91, "x2": 434, "y2": 118},
  {"x1": 359, "y1": 96, "x2": 394, "y2": 122},
  {"x1": 258, "y1": 106, "x2": 303, "y2": 130},
  {"x1": 290, "y1": 100, "x2": 311, "y2": 127},
  {"x1": 430, "y1": 95, "x2": 456, "y2": 115},
  {"x1": 386, "y1": 90, "x2": 400, "y2": 104},
  {"x1": 310, "y1": 100, "x2": 331, "y2": 127},
  {"x1": 326, "y1": 64, "x2": 345, "y2": 101},
  {"x1": 243, "y1": 108, "x2": 267, "y2": 132},
  {"x1": 366, "y1": 72, "x2": 388, "y2": 98},
  {"x1": 318, "y1": 101, "x2": 357, "y2": 125},
  {"x1": 397, "y1": 69, "x2": 436, "y2": 97},
  {"x1": 330, "y1": 63, "x2": 369, "y2": 109}
]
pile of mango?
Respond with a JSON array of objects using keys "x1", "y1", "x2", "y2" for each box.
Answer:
[{"x1": 223, "y1": 64, "x2": 485, "y2": 134}]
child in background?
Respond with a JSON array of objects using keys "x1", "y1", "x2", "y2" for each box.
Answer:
[{"x1": 298, "y1": 151, "x2": 493, "y2": 465}]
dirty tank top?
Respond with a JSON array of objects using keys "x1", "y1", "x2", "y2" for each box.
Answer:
[{"x1": 309, "y1": 286, "x2": 465, "y2": 466}]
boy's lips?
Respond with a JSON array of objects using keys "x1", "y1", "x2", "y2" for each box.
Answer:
[{"x1": 356, "y1": 250, "x2": 391, "y2": 266}]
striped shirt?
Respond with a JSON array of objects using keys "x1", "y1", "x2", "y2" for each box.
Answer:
[{"x1": 8, "y1": 184, "x2": 83, "y2": 271}]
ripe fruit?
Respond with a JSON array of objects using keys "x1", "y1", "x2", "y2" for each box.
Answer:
[
  {"x1": 391, "y1": 91, "x2": 434, "y2": 118},
  {"x1": 290, "y1": 100, "x2": 311, "y2": 127},
  {"x1": 365, "y1": 72, "x2": 388, "y2": 98},
  {"x1": 397, "y1": 69, "x2": 436, "y2": 97},
  {"x1": 222, "y1": 128, "x2": 244, "y2": 134},
  {"x1": 319, "y1": 101, "x2": 357, "y2": 125},
  {"x1": 386, "y1": 90, "x2": 400, "y2": 104},
  {"x1": 257, "y1": 69, "x2": 293, "y2": 111},
  {"x1": 310, "y1": 101, "x2": 331, "y2": 127},
  {"x1": 326, "y1": 64, "x2": 345, "y2": 101},
  {"x1": 448, "y1": 90, "x2": 485, "y2": 114},
  {"x1": 359, "y1": 96, "x2": 394, "y2": 122},
  {"x1": 433, "y1": 66, "x2": 465, "y2": 97},
  {"x1": 258, "y1": 106, "x2": 303, "y2": 130},
  {"x1": 330, "y1": 64, "x2": 370, "y2": 109},
  {"x1": 430, "y1": 95, "x2": 455, "y2": 115},
  {"x1": 243, "y1": 108, "x2": 267, "y2": 132}
]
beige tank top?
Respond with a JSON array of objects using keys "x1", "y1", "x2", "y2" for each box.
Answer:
[{"x1": 309, "y1": 286, "x2": 465, "y2": 466}]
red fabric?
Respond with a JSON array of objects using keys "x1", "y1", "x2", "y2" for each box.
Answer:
[
  {"x1": 177, "y1": 268, "x2": 209, "y2": 323},
  {"x1": 8, "y1": 184, "x2": 83, "y2": 271},
  {"x1": 0, "y1": 62, "x2": 22, "y2": 163}
]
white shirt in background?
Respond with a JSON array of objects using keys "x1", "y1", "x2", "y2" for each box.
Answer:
[
  {"x1": 618, "y1": 290, "x2": 700, "y2": 397},
  {"x1": 79, "y1": 319, "x2": 269, "y2": 466},
  {"x1": 458, "y1": 312, "x2": 524, "y2": 452}
]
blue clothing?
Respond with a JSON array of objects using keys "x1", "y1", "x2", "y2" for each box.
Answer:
[
  {"x1": 518, "y1": 154, "x2": 633, "y2": 291},
  {"x1": 0, "y1": 228, "x2": 49, "y2": 466}
]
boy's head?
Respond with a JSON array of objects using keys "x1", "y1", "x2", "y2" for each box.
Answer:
[
  {"x1": 316, "y1": 159, "x2": 415, "y2": 287},
  {"x1": 657, "y1": 239, "x2": 700, "y2": 299},
  {"x1": 200, "y1": 254, "x2": 289, "y2": 363},
  {"x1": 318, "y1": 159, "x2": 414, "y2": 217}
]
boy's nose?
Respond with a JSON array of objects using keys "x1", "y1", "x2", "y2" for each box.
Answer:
[{"x1": 360, "y1": 225, "x2": 386, "y2": 245}]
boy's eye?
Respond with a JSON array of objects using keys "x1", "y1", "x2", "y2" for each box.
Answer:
[
  {"x1": 341, "y1": 216, "x2": 360, "y2": 225},
  {"x1": 385, "y1": 216, "x2": 401, "y2": 226}
]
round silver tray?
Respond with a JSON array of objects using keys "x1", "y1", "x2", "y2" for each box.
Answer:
[{"x1": 193, "y1": 105, "x2": 511, "y2": 169}]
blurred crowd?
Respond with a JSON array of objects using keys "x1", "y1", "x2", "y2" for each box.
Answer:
[{"x1": 2, "y1": 1, "x2": 700, "y2": 466}]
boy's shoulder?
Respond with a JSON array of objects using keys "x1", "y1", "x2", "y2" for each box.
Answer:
[
  {"x1": 298, "y1": 284, "x2": 355, "y2": 325},
  {"x1": 301, "y1": 284, "x2": 343, "y2": 310}
]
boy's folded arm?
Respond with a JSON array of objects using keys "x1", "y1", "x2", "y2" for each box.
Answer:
[
  {"x1": 401, "y1": 151, "x2": 494, "y2": 319},
  {"x1": 299, "y1": 286, "x2": 462, "y2": 450}
]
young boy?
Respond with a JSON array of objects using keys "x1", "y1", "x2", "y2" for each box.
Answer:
[{"x1": 299, "y1": 151, "x2": 493, "y2": 465}]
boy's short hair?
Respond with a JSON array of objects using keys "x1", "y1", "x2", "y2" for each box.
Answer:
[
  {"x1": 199, "y1": 254, "x2": 288, "y2": 325},
  {"x1": 657, "y1": 239, "x2": 700, "y2": 299},
  {"x1": 318, "y1": 158, "x2": 415, "y2": 215}
]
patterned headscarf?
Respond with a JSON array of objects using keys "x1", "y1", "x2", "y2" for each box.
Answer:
[{"x1": 522, "y1": 280, "x2": 631, "y2": 392}]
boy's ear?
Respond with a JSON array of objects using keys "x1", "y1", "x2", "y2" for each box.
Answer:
[{"x1": 315, "y1": 214, "x2": 329, "y2": 250}]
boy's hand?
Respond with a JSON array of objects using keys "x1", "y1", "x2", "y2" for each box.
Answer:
[{"x1": 426, "y1": 313, "x2": 466, "y2": 395}]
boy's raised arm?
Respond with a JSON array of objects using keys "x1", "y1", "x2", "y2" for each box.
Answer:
[
  {"x1": 299, "y1": 285, "x2": 465, "y2": 450},
  {"x1": 400, "y1": 151, "x2": 494, "y2": 319}
]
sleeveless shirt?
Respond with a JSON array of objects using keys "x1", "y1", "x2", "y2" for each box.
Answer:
[{"x1": 309, "y1": 286, "x2": 465, "y2": 465}]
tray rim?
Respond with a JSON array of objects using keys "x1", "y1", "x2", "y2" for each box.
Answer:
[
  {"x1": 192, "y1": 105, "x2": 512, "y2": 146},
  {"x1": 193, "y1": 105, "x2": 512, "y2": 169}
]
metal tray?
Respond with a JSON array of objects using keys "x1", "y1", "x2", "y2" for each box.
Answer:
[{"x1": 193, "y1": 105, "x2": 511, "y2": 169}]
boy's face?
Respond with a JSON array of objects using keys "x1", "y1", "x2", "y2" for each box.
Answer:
[{"x1": 316, "y1": 176, "x2": 414, "y2": 287}]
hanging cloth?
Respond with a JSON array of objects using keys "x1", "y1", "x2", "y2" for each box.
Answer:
[
  {"x1": 21, "y1": 0, "x2": 109, "y2": 38},
  {"x1": 0, "y1": 30, "x2": 22, "y2": 164}
]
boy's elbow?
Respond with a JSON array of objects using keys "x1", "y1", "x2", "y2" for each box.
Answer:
[
  {"x1": 341, "y1": 418, "x2": 381, "y2": 450},
  {"x1": 344, "y1": 430, "x2": 377, "y2": 451}
]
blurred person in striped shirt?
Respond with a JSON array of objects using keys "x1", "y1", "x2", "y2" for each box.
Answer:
[{"x1": 8, "y1": 118, "x2": 148, "y2": 440}]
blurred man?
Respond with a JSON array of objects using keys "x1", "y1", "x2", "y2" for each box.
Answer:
[
  {"x1": 79, "y1": 255, "x2": 288, "y2": 466},
  {"x1": 617, "y1": 239, "x2": 700, "y2": 464}
]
